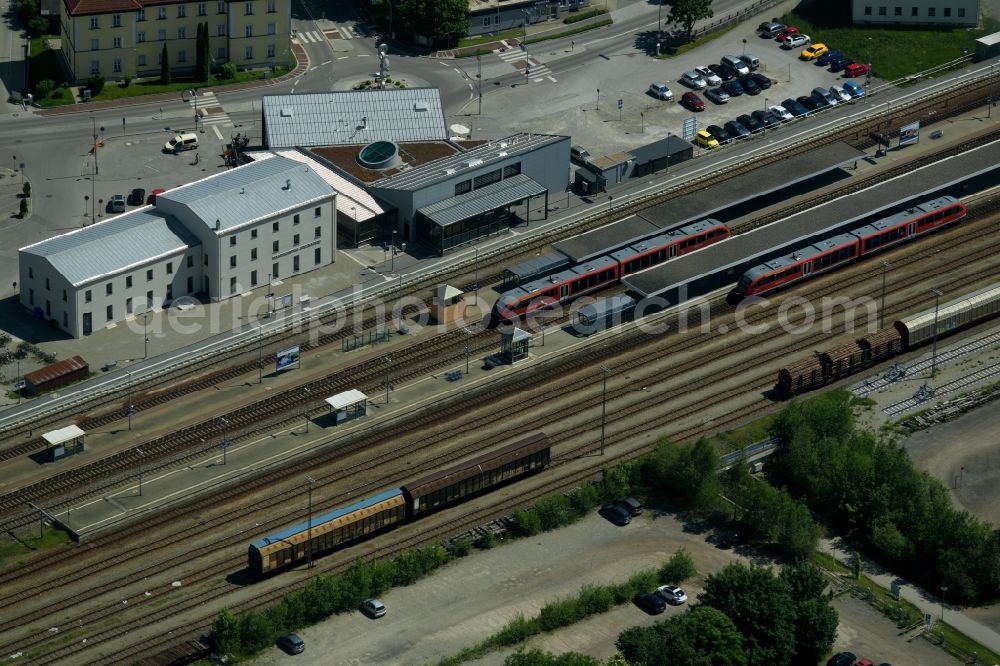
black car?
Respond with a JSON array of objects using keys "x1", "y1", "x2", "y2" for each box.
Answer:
[
  {"x1": 751, "y1": 109, "x2": 781, "y2": 129},
  {"x1": 721, "y1": 79, "x2": 744, "y2": 97},
  {"x1": 816, "y1": 49, "x2": 844, "y2": 66},
  {"x1": 825, "y1": 653, "x2": 856, "y2": 666},
  {"x1": 723, "y1": 120, "x2": 751, "y2": 140},
  {"x1": 708, "y1": 62, "x2": 737, "y2": 81},
  {"x1": 599, "y1": 504, "x2": 631, "y2": 526},
  {"x1": 738, "y1": 75, "x2": 761, "y2": 96},
  {"x1": 634, "y1": 592, "x2": 667, "y2": 614},
  {"x1": 127, "y1": 188, "x2": 146, "y2": 206},
  {"x1": 797, "y1": 95, "x2": 822, "y2": 112},
  {"x1": 749, "y1": 72, "x2": 772, "y2": 90},
  {"x1": 277, "y1": 634, "x2": 305, "y2": 654},
  {"x1": 781, "y1": 97, "x2": 810, "y2": 116},
  {"x1": 827, "y1": 55, "x2": 853, "y2": 72},
  {"x1": 736, "y1": 113, "x2": 763, "y2": 133},
  {"x1": 706, "y1": 124, "x2": 733, "y2": 144},
  {"x1": 618, "y1": 496, "x2": 644, "y2": 516}
]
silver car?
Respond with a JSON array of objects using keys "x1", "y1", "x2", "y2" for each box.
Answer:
[
  {"x1": 768, "y1": 105, "x2": 793, "y2": 121},
  {"x1": 694, "y1": 65, "x2": 722, "y2": 86},
  {"x1": 829, "y1": 84, "x2": 852, "y2": 102},
  {"x1": 811, "y1": 86, "x2": 838, "y2": 106},
  {"x1": 680, "y1": 70, "x2": 708, "y2": 89},
  {"x1": 705, "y1": 87, "x2": 730, "y2": 104},
  {"x1": 648, "y1": 82, "x2": 673, "y2": 100}
]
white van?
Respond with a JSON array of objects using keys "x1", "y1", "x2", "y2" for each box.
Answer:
[
  {"x1": 739, "y1": 54, "x2": 760, "y2": 71},
  {"x1": 164, "y1": 133, "x2": 199, "y2": 153}
]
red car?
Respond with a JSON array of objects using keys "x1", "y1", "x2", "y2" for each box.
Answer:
[
  {"x1": 775, "y1": 26, "x2": 799, "y2": 42},
  {"x1": 681, "y1": 92, "x2": 705, "y2": 111},
  {"x1": 843, "y1": 62, "x2": 870, "y2": 78}
]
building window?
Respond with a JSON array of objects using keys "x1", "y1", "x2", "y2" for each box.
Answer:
[
  {"x1": 314, "y1": 226, "x2": 321, "y2": 238},
  {"x1": 245, "y1": 25, "x2": 253, "y2": 37},
  {"x1": 272, "y1": 262, "x2": 279, "y2": 279},
  {"x1": 245, "y1": 46, "x2": 254, "y2": 60},
  {"x1": 293, "y1": 234, "x2": 300, "y2": 246},
  {"x1": 267, "y1": 0, "x2": 275, "y2": 11},
  {"x1": 894, "y1": 5, "x2": 902, "y2": 14},
  {"x1": 187, "y1": 276, "x2": 193, "y2": 292},
  {"x1": 503, "y1": 162, "x2": 522, "y2": 178},
  {"x1": 293, "y1": 214, "x2": 300, "y2": 224},
  {"x1": 944, "y1": 6, "x2": 951, "y2": 15},
  {"x1": 63, "y1": 312, "x2": 68, "y2": 327},
  {"x1": 230, "y1": 276, "x2": 237, "y2": 294},
  {"x1": 138, "y1": 54, "x2": 147, "y2": 66},
  {"x1": 473, "y1": 169, "x2": 502, "y2": 189},
  {"x1": 455, "y1": 180, "x2": 471, "y2": 195},
  {"x1": 29, "y1": 288, "x2": 34, "y2": 305},
  {"x1": 251, "y1": 248, "x2": 258, "y2": 260},
  {"x1": 178, "y1": 49, "x2": 187, "y2": 62},
  {"x1": 244, "y1": 1, "x2": 253, "y2": 14},
  {"x1": 204, "y1": 255, "x2": 209, "y2": 265},
  {"x1": 483, "y1": 16, "x2": 491, "y2": 26},
  {"x1": 230, "y1": 236, "x2": 237, "y2": 246},
  {"x1": 126, "y1": 297, "x2": 133, "y2": 314},
  {"x1": 267, "y1": 44, "x2": 275, "y2": 57},
  {"x1": 186, "y1": 255, "x2": 193, "y2": 267},
  {"x1": 147, "y1": 269, "x2": 154, "y2": 281},
  {"x1": 251, "y1": 229, "x2": 258, "y2": 239},
  {"x1": 217, "y1": 24, "x2": 226, "y2": 36},
  {"x1": 958, "y1": 7, "x2": 965, "y2": 16},
  {"x1": 272, "y1": 240, "x2": 279, "y2": 252},
  {"x1": 138, "y1": 8, "x2": 145, "y2": 20},
  {"x1": 314, "y1": 206, "x2": 322, "y2": 217},
  {"x1": 911, "y1": 6, "x2": 918, "y2": 14},
  {"x1": 147, "y1": 290, "x2": 154, "y2": 308},
  {"x1": 198, "y1": 2, "x2": 207, "y2": 14},
  {"x1": 113, "y1": 36, "x2": 122, "y2": 48},
  {"x1": 864, "y1": 5, "x2": 872, "y2": 13},
  {"x1": 91, "y1": 60, "x2": 100, "y2": 74},
  {"x1": 126, "y1": 275, "x2": 133, "y2": 288},
  {"x1": 178, "y1": 27, "x2": 187, "y2": 39},
  {"x1": 167, "y1": 261, "x2": 173, "y2": 274},
  {"x1": 90, "y1": 16, "x2": 99, "y2": 28},
  {"x1": 177, "y1": 5, "x2": 186, "y2": 17},
  {"x1": 878, "y1": 6, "x2": 886, "y2": 15},
  {"x1": 113, "y1": 58, "x2": 122, "y2": 72},
  {"x1": 158, "y1": 7, "x2": 167, "y2": 19},
  {"x1": 46, "y1": 300, "x2": 51, "y2": 316},
  {"x1": 928, "y1": 6, "x2": 935, "y2": 15},
  {"x1": 29, "y1": 267, "x2": 33, "y2": 278},
  {"x1": 107, "y1": 304, "x2": 114, "y2": 320},
  {"x1": 251, "y1": 269, "x2": 258, "y2": 285},
  {"x1": 166, "y1": 284, "x2": 173, "y2": 300},
  {"x1": 158, "y1": 28, "x2": 167, "y2": 41},
  {"x1": 272, "y1": 221, "x2": 279, "y2": 232},
  {"x1": 91, "y1": 38, "x2": 100, "y2": 51},
  {"x1": 85, "y1": 289, "x2": 92, "y2": 302},
  {"x1": 62, "y1": 288, "x2": 67, "y2": 301},
  {"x1": 106, "y1": 282, "x2": 113, "y2": 295},
  {"x1": 267, "y1": 22, "x2": 276, "y2": 35},
  {"x1": 230, "y1": 255, "x2": 237, "y2": 268},
  {"x1": 138, "y1": 31, "x2": 146, "y2": 42},
  {"x1": 217, "y1": 46, "x2": 227, "y2": 58},
  {"x1": 314, "y1": 247, "x2": 321, "y2": 265},
  {"x1": 293, "y1": 255, "x2": 300, "y2": 272},
  {"x1": 218, "y1": 0, "x2": 226, "y2": 13},
  {"x1": 45, "y1": 277, "x2": 50, "y2": 289},
  {"x1": 112, "y1": 13, "x2": 122, "y2": 26}
]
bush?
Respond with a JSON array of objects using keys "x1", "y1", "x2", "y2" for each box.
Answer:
[
  {"x1": 19, "y1": 199, "x2": 28, "y2": 218},
  {"x1": 50, "y1": 88, "x2": 63, "y2": 99},
  {"x1": 122, "y1": 74, "x2": 132, "y2": 87},
  {"x1": 22, "y1": 182, "x2": 31, "y2": 197},
  {"x1": 568, "y1": 483, "x2": 602, "y2": 516},
  {"x1": 219, "y1": 61, "x2": 237, "y2": 80},
  {"x1": 489, "y1": 612, "x2": 540, "y2": 647},
  {"x1": 534, "y1": 495, "x2": 575, "y2": 531},
  {"x1": 511, "y1": 508, "x2": 542, "y2": 537},
  {"x1": 448, "y1": 537, "x2": 472, "y2": 557},
  {"x1": 477, "y1": 530, "x2": 497, "y2": 549},
  {"x1": 563, "y1": 7, "x2": 608, "y2": 23},
  {"x1": 34, "y1": 79, "x2": 55, "y2": 96},
  {"x1": 659, "y1": 547, "x2": 698, "y2": 583},
  {"x1": 85, "y1": 74, "x2": 105, "y2": 96},
  {"x1": 537, "y1": 598, "x2": 581, "y2": 631},
  {"x1": 577, "y1": 584, "x2": 615, "y2": 615}
]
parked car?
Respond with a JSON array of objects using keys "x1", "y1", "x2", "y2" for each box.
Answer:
[
  {"x1": 148, "y1": 187, "x2": 166, "y2": 204},
  {"x1": 127, "y1": 188, "x2": 146, "y2": 206},
  {"x1": 705, "y1": 87, "x2": 731, "y2": 104},
  {"x1": 825, "y1": 653, "x2": 856, "y2": 666},
  {"x1": 781, "y1": 97, "x2": 810, "y2": 116},
  {"x1": 768, "y1": 104, "x2": 793, "y2": 121},
  {"x1": 721, "y1": 55, "x2": 750, "y2": 76},
  {"x1": 618, "y1": 496, "x2": 644, "y2": 516},
  {"x1": 739, "y1": 53, "x2": 760, "y2": 71},
  {"x1": 758, "y1": 20, "x2": 786, "y2": 37},
  {"x1": 816, "y1": 49, "x2": 844, "y2": 66},
  {"x1": 800, "y1": 42, "x2": 829, "y2": 60},
  {"x1": 775, "y1": 26, "x2": 800, "y2": 42},
  {"x1": 600, "y1": 504, "x2": 631, "y2": 525},
  {"x1": 737, "y1": 113, "x2": 764, "y2": 133},
  {"x1": 277, "y1": 634, "x2": 305, "y2": 654},
  {"x1": 681, "y1": 70, "x2": 708, "y2": 89},
  {"x1": 842, "y1": 80, "x2": 866, "y2": 98},
  {"x1": 829, "y1": 84, "x2": 852, "y2": 102},
  {"x1": 748, "y1": 72, "x2": 772, "y2": 90},
  {"x1": 648, "y1": 81, "x2": 673, "y2": 100},
  {"x1": 855, "y1": 660, "x2": 875, "y2": 666},
  {"x1": 844, "y1": 62, "x2": 871, "y2": 78},
  {"x1": 738, "y1": 75, "x2": 761, "y2": 95},
  {"x1": 109, "y1": 194, "x2": 127, "y2": 213},
  {"x1": 695, "y1": 65, "x2": 722, "y2": 86},
  {"x1": 656, "y1": 585, "x2": 688, "y2": 605},
  {"x1": 721, "y1": 79, "x2": 745, "y2": 97},
  {"x1": 681, "y1": 92, "x2": 706, "y2": 111},
  {"x1": 797, "y1": 95, "x2": 822, "y2": 112},
  {"x1": 706, "y1": 124, "x2": 733, "y2": 144},
  {"x1": 571, "y1": 145, "x2": 592, "y2": 165},
  {"x1": 709, "y1": 62, "x2": 737, "y2": 81},
  {"x1": 694, "y1": 129, "x2": 719, "y2": 149},
  {"x1": 633, "y1": 592, "x2": 667, "y2": 614},
  {"x1": 812, "y1": 86, "x2": 838, "y2": 106},
  {"x1": 827, "y1": 54, "x2": 854, "y2": 72},
  {"x1": 723, "y1": 120, "x2": 751, "y2": 140},
  {"x1": 752, "y1": 109, "x2": 781, "y2": 129},
  {"x1": 783, "y1": 34, "x2": 810, "y2": 48},
  {"x1": 361, "y1": 598, "x2": 387, "y2": 618}
]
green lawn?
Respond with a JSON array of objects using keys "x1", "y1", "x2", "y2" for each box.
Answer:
[
  {"x1": 779, "y1": 3, "x2": 1000, "y2": 80},
  {"x1": 92, "y1": 69, "x2": 280, "y2": 102},
  {"x1": 0, "y1": 527, "x2": 70, "y2": 571}
]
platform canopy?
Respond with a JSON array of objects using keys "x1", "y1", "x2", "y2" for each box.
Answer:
[
  {"x1": 325, "y1": 389, "x2": 368, "y2": 411},
  {"x1": 42, "y1": 425, "x2": 85, "y2": 447}
]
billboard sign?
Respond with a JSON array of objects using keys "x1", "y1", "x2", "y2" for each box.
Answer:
[
  {"x1": 276, "y1": 346, "x2": 300, "y2": 373},
  {"x1": 899, "y1": 121, "x2": 920, "y2": 146},
  {"x1": 279, "y1": 293, "x2": 293, "y2": 309}
]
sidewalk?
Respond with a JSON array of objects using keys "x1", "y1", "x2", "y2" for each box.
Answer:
[{"x1": 819, "y1": 536, "x2": 1000, "y2": 656}]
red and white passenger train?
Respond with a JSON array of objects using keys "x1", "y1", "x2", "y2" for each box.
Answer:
[
  {"x1": 735, "y1": 197, "x2": 967, "y2": 298},
  {"x1": 495, "y1": 218, "x2": 731, "y2": 320}
]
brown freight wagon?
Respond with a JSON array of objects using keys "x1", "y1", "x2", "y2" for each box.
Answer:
[
  {"x1": 820, "y1": 342, "x2": 865, "y2": 380},
  {"x1": 777, "y1": 356, "x2": 826, "y2": 395},
  {"x1": 22, "y1": 355, "x2": 89, "y2": 395},
  {"x1": 858, "y1": 327, "x2": 902, "y2": 365}
]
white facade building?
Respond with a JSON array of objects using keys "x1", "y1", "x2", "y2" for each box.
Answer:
[{"x1": 851, "y1": 0, "x2": 979, "y2": 26}]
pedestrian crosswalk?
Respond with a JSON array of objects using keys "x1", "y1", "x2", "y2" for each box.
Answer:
[
  {"x1": 295, "y1": 24, "x2": 355, "y2": 43},
  {"x1": 191, "y1": 91, "x2": 232, "y2": 127},
  {"x1": 495, "y1": 45, "x2": 556, "y2": 83}
]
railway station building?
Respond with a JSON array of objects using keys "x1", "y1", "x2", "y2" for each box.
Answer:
[{"x1": 18, "y1": 156, "x2": 336, "y2": 338}]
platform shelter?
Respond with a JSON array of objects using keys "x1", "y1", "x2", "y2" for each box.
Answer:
[
  {"x1": 42, "y1": 425, "x2": 86, "y2": 462},
  {"x1": 325, "y1": 389, "x2": 368, "y2": 424},
  {"x1": 432, "y1": 284, "x2": 465, "y2": 324},
  {"x1": 500, "y1": 327, "x2": 531, "y2": 364}
]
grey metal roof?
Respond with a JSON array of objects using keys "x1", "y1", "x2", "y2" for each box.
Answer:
[
  {"x1": 20, "y1": 210, "x2": 200, "y2": 287},
  {"x1": 159, "y1": 156, "x2": 333, "y2": 233},
  {"x1": 417, "y1": 173, "x2": 546, "y2": 228},
  {"x1": 262, "y1": 89, "x2": 447, "y2": 148},
  {"x1": 554, "y1": 216, "x2": 661, "y2": 263},
  {"x1": 374, "y1": 133, "x2": 568, "y2": 192},
  {"x1": 504, "y1": 252, "x2": 572, "y2": 284}
]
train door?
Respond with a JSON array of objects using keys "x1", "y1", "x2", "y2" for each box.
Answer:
[
  {"x1": 803, "y1": 261, "x2": 812, "y2": 276},
  {"x1": 560, "y1": 284, "x2": 569, "y2": 299},
  {"x1": 908, "y1": 222, "x2": 917, "y2": 236},
  {"x1": 669, "y1": 244, "x2": 677, "y2": 258}
]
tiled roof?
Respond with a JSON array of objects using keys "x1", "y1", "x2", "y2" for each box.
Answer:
[{"x1": 64, "y1": 0, "x2": 141, "y2": 16}]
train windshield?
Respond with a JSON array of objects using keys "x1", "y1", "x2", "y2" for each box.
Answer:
[{"x1": 736, "y1": 274, "x2": 752, "y2": 294}]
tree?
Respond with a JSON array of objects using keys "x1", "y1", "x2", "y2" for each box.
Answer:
[
  {"x1": 503, "y1": 648, "x2": 601, "y2": 666},
  {"x1": 667, "y1": 0, "x2": 713, "y2": 43},
  {"x1": 160, "y1": 43, "x2": 171, "y2": 84},
  {"x1": 779, "y1": 562, "x2": 838, "y2": 662},
  {"x1": 85, "y1": 74, "x2": 105, "y2": 96},
  {"x1": 212, "y1": 608, "x2": 241, "y2": 657},
  {"x1": 617, "y1": 606, "x2": 746, "y2": 665},
  {"x1": 19, "y1": 198, "x2": 28, "y2": 218},
  {"x1": 396, "y1": 0, "x2": 469, "y2": 48},
  {"x1": 659, "y1": 547, "x2": 698, "y2": 583},
  {"x1": 195, "y1": 22, "x2": 210, "y2": 81},
  {"x1": 22, "y1": 182, "x2": 31, "y2": 197}
]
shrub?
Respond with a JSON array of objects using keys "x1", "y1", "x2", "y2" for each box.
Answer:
[
  {"x1": 563, "y1": 7, "x2": 608, "y2": 23},
  {"x1": 537, "y1": 598, "x2": 581, "y2": 631},
  {"x1": 489, "y1": 612, "x2": 540, "y2": 647},
  {"x1": 122, "y1": 74, "x2": 132, "y2": 87},
  {"x1": 577, "y1": 584, "x2": 615, "y2": 615},
  {"x1": 34, "y1": 79, "x2": 55, "y2": 96},
  {"x1": 477, "y1": 530, "x2": 497, "y2": 549},
  {"x1": 659, "y1": 547, "x2": 698, "y2": 583},
  {"x1": 50, "y1": 88, "x2": 63, "y2": 99},
  {"x1": 19, "y1": 198, "x2": 28, "y2": 218},
  {"x1": 85, "y1": 74, "x2": 105, "y2": 96},
  {"x1": 448, "y1": 537, "x2": 472, "y2": 557},
  {"x1": 568, "y1": 483, "x2": 602, "y2": 516},
  {"x1": 22, "y1": 182, "x2": 31, "y2": 197},
  {"x1": 534, "y1": 495, "x2": 574, "y2": 531},
  {"x1": 511, "y1": 508, "x2": 542, "y2": 537},
  {"x1": 219, "y1": 61, "x2": 236, "y2": 80}
]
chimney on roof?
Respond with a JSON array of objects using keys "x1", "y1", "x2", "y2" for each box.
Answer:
[
  {"x1": 285, "y1": 178, "x2": 291, "y2": 190},
  {"x1": 215, "y1": 218, "x2": 221, "y2": 231},
  {"x1": 240, "y1": 187, "x2": 245, "y2": 194}
]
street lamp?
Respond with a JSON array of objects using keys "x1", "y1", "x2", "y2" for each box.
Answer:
[
  {"x1": 305, "y1": 475, "x2": 316, "y2": 568},
  {"x1": 522, "y1": 10, "x2": 530, "y2": 84},
  {"x1": 143, "y1": 311, "x2": 150, "y2": 359},
  {"x1": 476, "y1": 55, "x2": 483, "y2": 115},
  {"x1": 930, "y1": 288, "x2": 943, "y2": 377},
  {"x1": 742, "y1": 38, "x2": 747, "y2": 56},
  {"x1": 599, "y1": 365, "x2": 611, "y2": 455},
  {"x1": 940, "y1": 585, "x2": 948, "y2": 622},
  {"x1": 136, "y1": 448, "x2": 144, "y2": 496},
  {"x1": 383, "y1": 0, "x2": 394, "y2": 40},
  {"x1": 220, "y1": 417, "x2": 229, "y2": 465},
  {"x1": 464, "y1": 345, "x2": 470, "y2": 374},
  {"x1": 763, "y1": 97, "x2": 768, "y2": 136},
  {"x1": 879, "y1": 260, "x2": 890, "y2": 329},
  {"x1": 657, "y1": 0, "x2": 664, "y2": 54},
  {"x1": 126, "y1": 371, "x2": 135, "y2": 431},
  {"x1": 257, "y1": 325, "x2": 263, "y2": 384},
  {"x1": 384, "y1": 355, "x2": 392, "y2": 404},
  {"x1": 390, "y1": 229, "x2": 397, "y2": 272}
]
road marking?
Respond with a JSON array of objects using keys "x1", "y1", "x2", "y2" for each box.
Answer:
[
  {"x1": 358, "y1": 53, "x2": 371, "y2": 57},
  {"x1": 309, "y1": 66, "x2": 317, "y2": 71},
  {"x1": 213, "y1": 125, "x2": 223, "y2": 140},
  {"x1": 453, "y1": 67, "x2": 462, "y2": 75},
  {"x1": 321, "y1": 60, "x2": 331, "y2": 65},
  {"x1": 338, "y1": 56, "x2": 349, "y2": 60},
  {"x1": 439, "y1": 61, "x2": 450, "y2": 66}
]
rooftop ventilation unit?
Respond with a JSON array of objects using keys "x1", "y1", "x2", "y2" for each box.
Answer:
[
  {"x1": 414, "y1": 101, "x2": 429, "y2": 112},
  {"x1": 498, "y1": 151, "x2": 508, "y2": 157},
  {"x1": 444, "y1": 168, "x2": 457, "y2": 175},
  {"x1": 499, "y1": 142, "x2": 508, "y2": 148},
  {"x1": 466, "y1": 159, "x2": 483, "y2": 168},
  {"x1": 285, "y1": 179, "x2": 291, "y2": 190},
  {"x1": 279, "y1": 108, "x2": 293, "y2": 117}
]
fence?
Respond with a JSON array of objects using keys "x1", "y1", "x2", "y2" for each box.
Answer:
[{"x1": 342, "y1": 328, "x2": 391, "y2": 352}]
